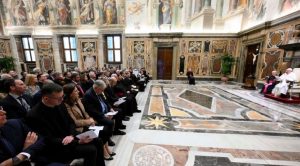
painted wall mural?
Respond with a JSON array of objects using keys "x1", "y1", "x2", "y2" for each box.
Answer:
[
  {"x1": 33, "y1": 0, "x2": 50, "y2": 25},
  {"x1": 260, "y1": 50, "x2": 281, "y2": 79},
  {"x1": 126, "y1": 0, "x2": 146, "y2": 30},
  {"x1": 0, "y1": 0, "x2": 299, "y2": 32},
  {"x1": 79, "y1": 39, "x2": 98, "y2": 70},
  {"x1": 79, "y1": 0, "x2": 94, "y2": 24},
  {"x1": 0, "y1": 38, "x2": 11, "y2": 58},
  {"x1": 36, "y1": 39, "x2": 54, "y2": 72},
  {"x1": 125, "y1": 39, "x2": 153, "y2": 75},
  {"x1": 55, "y1": 0, "x2": 72, "y2": 25},
  {"x1": 212, "y1": 40, "x2": 228, "y2": 54},
  {"x1": 159, "y1": 0, "x2": 173, "y2": 27},
  {"x1": 102, "y1": 0, "x2": 117, "y2": 24}
]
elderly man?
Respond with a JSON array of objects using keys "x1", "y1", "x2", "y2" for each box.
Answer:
[
  {"x1": 83, "y1": 80, "x2": 125, "y2": 136},
  {"x1": 260, "y1": 70, "x2": 278, "y2": 94},
  {"x1": 272, "y1": 68, "x2": 296, "y2": 96}
]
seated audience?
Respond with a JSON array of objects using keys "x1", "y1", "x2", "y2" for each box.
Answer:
[
  {"x1": 260, "y1": 70, "x2": 278, "y2": 94},
  {"x1": 63, "y1": 83, "x2": 115, "y2": 160},
  {"x1": 0, "y1": 79, "x2": 33, "y2": 119},
  {"x1": 272, "y1": 68, "x2": 296, "y2": 97},
  {"x1": 24, "y1": 74, "x2": 40, "y2": 96},
  {"x1": 26, "y1": 83, "x2": 105, "y2": 166}
]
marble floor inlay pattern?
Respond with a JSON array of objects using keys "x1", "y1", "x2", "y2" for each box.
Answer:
[
  {"x1": 107, "y1": 81, "x2": 300, "y2": 166},
  {"x1": 140, "y1": 84, "x2": 300, "y2": 136}
]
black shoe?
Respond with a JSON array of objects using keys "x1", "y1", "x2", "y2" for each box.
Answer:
[
  {"x1": 123, "y1": 117, "x2": 130, "y2": 121},
  {"x1": 108, "y1": 139, "x2": 115, "y2": 146},
  {"x1": 134, "y1": 109, "x2": 141, "y2": 113},
  {"x1": 119, "y1": 124, "x2": 126, "y2": 129},
  {"x1": 113, "y1": 130, "x2": 126, "y2": 135},
  {"x1": 110, "y1": 152, "x2": 116, "y2": 156},
  {"x1": 104, "y1": 156, "x2": 114, "y2": 160}
]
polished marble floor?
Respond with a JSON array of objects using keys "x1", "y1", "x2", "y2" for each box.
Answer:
[{"x1": 108, "y1": 81, "x2": 300, "y2": 166}]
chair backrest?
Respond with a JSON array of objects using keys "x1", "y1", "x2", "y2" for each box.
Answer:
[{"x1": 293, "y1": 68, "x2": 300, "y2": 82}]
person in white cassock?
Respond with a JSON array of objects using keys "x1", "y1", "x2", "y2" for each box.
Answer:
[{"x1": 272, "y1": 68, "x2": 296, "y2": 96}]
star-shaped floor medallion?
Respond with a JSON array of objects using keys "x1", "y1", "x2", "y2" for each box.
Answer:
[{"x1": 145, "y1": 116, "x2": 169, "y2": 129}]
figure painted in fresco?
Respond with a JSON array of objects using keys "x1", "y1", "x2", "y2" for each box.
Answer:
[
  {"x1": 159, "y1": 0, "x2": 172, "y2": 26},
  {"x1": 103, "y1": 0, "x2": 117, "y2": 24},
  {"x1": 13, "y1": 0, "x2": 27, "y2": 25},
  {"x1": 250, "y1": 0, "x2": 266, "y2": 20},
  {"x1": 56, "y1": 0, "x2": 71, "y2": 25},
  {"x1": 80, "y1": 0, "x2": 94, "y2": 24},
  {"x1": 202, "y1": 54, "x2": 209, "y2": 75},
  {"x1": 279, "y1": 0, "x2": 299, "y2": 13},
  {"x1": 34, "y1": 0, "x2": 50, "y2": 25}
]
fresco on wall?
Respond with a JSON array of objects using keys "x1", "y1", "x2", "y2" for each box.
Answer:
[
  {"x1": 79, "y1": 0, "x2": 94, "y2": 24},
  {"x1": 201, "y1": 54, "x2": 209, "y2": 75},
  {"x1": 212, "y1": 40, "x2": 228, "y2": 54},
  {"x1": 55, "y1": 0, "x2": 71, "y2": 25},
  {"x1": 187, "y1": 56, "x2": 200, "y2": 75},
  {"x1": 33, "y1": 0, "x2": 50, "y2": 25},
  {"x1": 279, "y1": 0, "x2": 300, "y2": 13},
  {"x1": 126, "y1": 0, "x2": 146, "y2": 30},
  {"x1": 0, "y1": 39, "x2": 11, "y2": 58},
  {"x1": 159, "y1": 0, "x2": 173, "y2": 27},
  {"x1": 228, "y1": 40, "x2": 236, "y2": 55},
  {"x1": 211, "y1": 56, "x2": 222, "y2": 74},
  {"x1": 81, "y1": 41, "x2": 97, "y2": 69},
  {"x1": 102, "y1": 0, "x2": 117, "y2": 24},
  {"x1": 261, "y1": 51, "x2": 281, "y2": 79},
  {"x1": 9, "y1": 0, "x2": 28, "y2": 26},
  {"x1": 36, "y1": 39, "x2": 54, "y2": 72},
  {"x1": 188, "y1": 41, "x2": 201, "y2": 53},
  {"x1": 248, "y1": 0, "x2": 266, "y2": 21}
]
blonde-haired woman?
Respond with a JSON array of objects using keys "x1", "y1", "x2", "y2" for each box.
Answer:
[{"x1": 24, "y1": 74, "x2": 40, "y2": 96}]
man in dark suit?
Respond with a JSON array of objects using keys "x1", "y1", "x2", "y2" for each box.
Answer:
[
  {"x1": 0, "y1": 109, "x2": 65, "y2": 166},
  {"x1": 0, "y1": 79, "x2": 33, "y2": 119},
  {"x1": 83, "y1": 80, "x2": 125, "y2": 136},
  {"x1": 26, "y1": 83, "x2": 105, "y2": 166}
]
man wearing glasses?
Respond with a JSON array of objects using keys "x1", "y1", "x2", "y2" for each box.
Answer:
[{"x1": 26, "y1": 83, "x2": 105, "y2": 166}]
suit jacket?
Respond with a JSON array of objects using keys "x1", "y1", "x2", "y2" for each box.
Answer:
[
  {"x1": 26, "y1": 102, "x2": 79, "y2": 151},
  {"x1": 83, "y1": 88, "x2": 111, "y2": 124},
  {"x1": 0, "y1": 119, "x2": 45, "y2": 163},
  {"x1": 0, "y1": 94, "x2": 33, "y2": 119},
  {"x1": 64, "y1": 99, "x2": 93, "y2": 132},
  {"x1": 104, "y1": 86, "x2": 119, "y2": 105}
]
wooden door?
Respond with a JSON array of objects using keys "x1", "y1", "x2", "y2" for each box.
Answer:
[
  {"x1": 157, "y1": 47, "x2": 173, "y2": 80},
  {"x1": 243, "y1": 44, "x2": 260, "y2": 82}
]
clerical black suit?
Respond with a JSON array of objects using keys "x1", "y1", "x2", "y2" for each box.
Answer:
[
  {"x1": 26, "y1": 102, "x2": 105, "y2": 166},
  {"x1": 0, "y1": 94, "x2": 33, "y2": 119},
  {"x1": 0, "y1": 119, "x2": 44, "y2": 165}
]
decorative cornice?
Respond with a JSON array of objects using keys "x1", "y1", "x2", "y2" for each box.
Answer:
[{"x1": 239, "y1": 10, "x2": 300, "y2": 36}]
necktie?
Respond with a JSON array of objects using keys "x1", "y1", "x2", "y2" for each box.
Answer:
[
  {"x1": 0, "y1": 131, "x2": 16, "y2": 155},
  {"x1": 98, "y1": 96, "x2": 108, "y2": 113},
  {"x1": 18, "y1": 96, "x2": 30, "y2": 112}
]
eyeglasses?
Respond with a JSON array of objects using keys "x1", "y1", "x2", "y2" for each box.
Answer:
[{"x1": 47, "y1": 96, "x2": 64, "y2": 101}]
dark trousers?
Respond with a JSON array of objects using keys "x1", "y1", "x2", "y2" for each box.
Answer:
[{"x1": 43, "y1": 139, "x2": 105, "y2": 166}]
